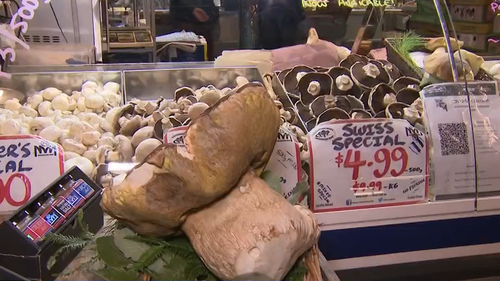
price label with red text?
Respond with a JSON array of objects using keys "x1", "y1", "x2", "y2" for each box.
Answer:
[
  {"x1": 264, "y1": 127, "x2": 302, "y2": 199},
  {"x1": 0, "y1": 135, "x2": 63, "y2": 213},
  {"x1": 308, "y1": 119, "x2": 429, "y2": 212},
  {"x1": 164, "y1": 126, "x2": 188, "y2": 145}
]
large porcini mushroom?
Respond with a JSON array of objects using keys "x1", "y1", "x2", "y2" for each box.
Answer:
[
  {"x1": 183, "y1": 170, "x2": 320, "y2": 280},
  {"x1": 101, "y1": 84, "x2": 280, "y2": 237},
  {"x1": 454, "y1": 49, "x2": 484, "y2": 76},
  {"x1": 424, "y1": 37, "x2": 471, "y2": 82}
]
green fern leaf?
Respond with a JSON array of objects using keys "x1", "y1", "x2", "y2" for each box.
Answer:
[
  {"x1": 124, "y1": 235, "x2": 165, "y2": 246},
  {"x1": 46, "y1": 240, "x2": 89, "y2": 269},
  {"x1": 283, "y1": 261, "x2": 308, "y2": 281},
  {"x1": 96, "y1": 236, "x2": 133, "y2": 268},
  {"x1": 163, "y1": 236, "x2": 197, "y2": 259},
  {"x1": 45, "y1": 232, "x2": 88, "y2": 245},
  {"x1": 261, "y1": 170, "x2": 283, "y2": 194},
  {"x1": 288, "y1": 181, "x2": 309, "y2": 205},
  {"x1": 133, "y1": 244, "x2": 166, "y2": 271}
]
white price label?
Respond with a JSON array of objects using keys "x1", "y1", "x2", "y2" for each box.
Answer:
[
  {"x1": 164, "y1": 126, "x2": 188, "y2": 145},
  {"x1": 308, "y1": 119, "x2": 428, "y2": 212},
  {"x1": 0, "y1": 135, "x2": 63, "y2": 213},
  {"x1": 264, "y1": 127, "x2": 302, "y2": 199}
]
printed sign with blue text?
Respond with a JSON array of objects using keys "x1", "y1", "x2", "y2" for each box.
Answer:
[
  {"x1": 308, "y1": 119, "x2": 428, "y2": 212},
  {"x1": 0, "y1": 135, "x2": 64, "y2": 213}
]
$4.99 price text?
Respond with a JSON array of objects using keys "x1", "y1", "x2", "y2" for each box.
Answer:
[
  {"x1": 0, "y1": 0, "x2": 52, "y2": 79},
  {"x1": 335, "y1": 147, "x2": 420, "y2": 194}
]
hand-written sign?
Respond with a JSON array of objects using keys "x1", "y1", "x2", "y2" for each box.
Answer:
[
  {"x1": 264, "y1": 127, "x2": 302, "y2": 199},
  {"x1": 0, "y1": 0, "x2": 52, "y2": 79},
  {"x1": 338, "y1": 0, "x2": 394, "y2": 8},
  {"x1": 165, "y1": 126, "x2": 302, "y2": 197},
  {"x1": 308, "y1": 119, "x2": 428, "y2": 212},
  {"x1": 0, "y1": 135, "x2": 63, "y2": 212}
]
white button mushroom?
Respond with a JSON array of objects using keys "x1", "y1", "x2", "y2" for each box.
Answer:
[
  {"x1": 27, "y1": 94, "x2": 43, "y2": 109},
  {"x1": 41, "y1": 87, "x2": 62, "y2": 101},
  {"x1": 82, "y1": 131, "x2": 101, "y2": 146},
  {"x1": 5, "y1": 98, "x2": 22, "y2": 112},
  {"x1": 0, "y1": 119, "x2": 21, "y2": 135},
  {"x1": 103, "y1": 82, "x2": 120, "y2": 94},
  {"x1": 30, "y1": 117, "x2": 55, "y2": 135},
  {"x1": 64, "y1": 156, "x2": 95, "y2": 177},
  {"x1": 38, "y1": 101, "x2": 54, "y2": 117},
  {"x1": 85, "y1": 94, "x2": 105, "y2": 110},
  {"x1": 62, "y1": 139, "x2": 87, "y2": 155},
  {"x1": 135, "y1": 138, "x2": 162, "y2": 162},
  {"x1": 52, "y1": 94, "x2": 71, "y2": 111},
  {"x1": 39, "y1": 126, "x2": 63, "y2": 142}
]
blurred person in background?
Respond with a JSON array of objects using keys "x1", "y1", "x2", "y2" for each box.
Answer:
[
  {"x1": 170, "y1": 0, "x2": 220, "y2": 60},
  {"x1": 258, "y1": 0, "x2": 306, "y2": 49}
]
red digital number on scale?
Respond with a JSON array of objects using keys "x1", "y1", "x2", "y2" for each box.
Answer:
[
  {"x1": 0, "y1": 173, "x2": 31, "y2": 207},
  {"x1": 335, "y1": 147, "x2": 408, "y2": 193}
]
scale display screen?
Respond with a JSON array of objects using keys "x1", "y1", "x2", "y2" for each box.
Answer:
[{"x1": 21, "y1": 179, "x2": 95, "y2": 242}]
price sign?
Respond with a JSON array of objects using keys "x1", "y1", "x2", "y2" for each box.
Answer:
[
  {"x1": 308, "y1": 119, "x2": 428, "y2": 212},
  {"x1": 164, "y1": 126, "x2": 188, "y2": 146},
  {"x1": 0, "y1": 0, "x2": 52, "y2": 79},
  {"x1": 0, "y1": 135, "x2": 63, "y2": 213},
  {"x1": 264, "y1": 127, "x2": 301, "y2": 199}
]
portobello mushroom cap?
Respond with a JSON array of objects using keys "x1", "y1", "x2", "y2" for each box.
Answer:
[
  {"x1": 283, "y1": 65, "x2": 316, "y2": 95},
  {"x1": 298, "y1": 72, "x2": 333, "y2": 105},
  {"x1": 378, "y1": 60, "x2": 401, "y2": 82},
  {"x1": 359, "y1": 91, "x2": 370, "y2": 109},
  {"x1": 309, "y1": 95, "x2": 350, "y2": 117},
  {"x1": 368, "y1": 83, "x2": 397, "y2": 115},
  {"x1": 351, "y1": 109, "x2": 373, "y2": 119},
  {"x1": 340, "y1": 53, "x2": 369, "y2": 69},
  {"x1": 396, "y1": 88, "x2": 421, "y2": 105},
  {"x1": 316, "y1": 108, "x2": 350, "y2": 125},
  {"x1": 314, "y1": 66, "x2": 329, "y2": 72},
  {"x1": 278, "y1": 69, "x2": 291, "y2": 84},
  {"x1": 174, "y1": 86, "x2": 196, "y2": 101},
  {"x1": 351, "y1": 61, "x2": 390, "y2": 90},
  {"x1": 393, "y1": 76, "x2": 421, "y2": 92},
  {"x1": 345, "y1": 95, "x2": 364, "y2": 110},
  {"x1": 328, "y1": 67, "x2": 362, "y2": 97},
  {"x1": 295, "y1": 100, "x2": 315, "y2": 122},
  {"x1": 385, "y1": 102, "x2": 410, "y2": 119},
  {"x1": 306, "y1": 118, "x2": 317, "y2": 131},
  {"x1": 101, "y1": 84, "x2": 281, "y2": 237}
]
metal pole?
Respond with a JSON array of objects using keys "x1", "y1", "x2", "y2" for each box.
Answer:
[
  {"x1": 432, "y1": 0, "x2": 459, "y2": 82},
  {"x1": 239, "y1": 0, "x2": 259, "y2": 49}
]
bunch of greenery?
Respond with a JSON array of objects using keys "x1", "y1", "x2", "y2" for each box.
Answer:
[
  {"x1": 47, "y1": 170, "x2": 310, "y2": 281},
  {"x1": 391, "y1": 31, "x2": 426, "y2": 76}
]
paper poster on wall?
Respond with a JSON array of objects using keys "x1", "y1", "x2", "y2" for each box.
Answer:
[
  {"x1": 0, "y1": 135, "x2": 64, "y2": 213},
  {"x1": 308, "y1": 119, "x2": 428, "y2": 212}
]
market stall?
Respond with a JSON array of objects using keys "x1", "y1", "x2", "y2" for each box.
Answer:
[{"x1": 1, "y1": 0, "x2": 500, "y2": 280}]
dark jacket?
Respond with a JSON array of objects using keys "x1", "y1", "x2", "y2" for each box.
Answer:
[
  {"x1": 258, "y1": 0, "x2": 305, "y2": 49},
  {"x1": 170, "y1": 0, "x2": 220, "y2": 24}
]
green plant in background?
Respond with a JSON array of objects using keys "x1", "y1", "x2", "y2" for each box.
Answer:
[
  {"x1": 48, "y1": 171, "x2": 311, "y2": 281},
  {"x1": 392, "y1": 31, "x2": 426, "y2": 76}
]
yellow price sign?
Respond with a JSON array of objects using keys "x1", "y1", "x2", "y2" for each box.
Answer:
[
  {"x1": 302, "y1": 0, "x2": 329, "y2": 8},
  {"x1": 338, "y1": 0, "x2": 394, "y2": 8}
]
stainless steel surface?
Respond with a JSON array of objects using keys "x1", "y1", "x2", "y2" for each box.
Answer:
[
  {"x1": 351, "y1": 5, "x2": 386, "y2": 54},
  {"x1": 7, "y1": 62, "x2": 215, "y2": 73},
  {"x1": 0, "y1": 72, "x2": 122, "y2": 99},
  {"x1": 103, "y1": 0, "x2": 111, "y2": 52},
  {"x1": 433, "y1": 0, "x2": 459, "y2": 82},
  {"x1": 123, "y1": 67, "x2": 262, "y2": 100}
]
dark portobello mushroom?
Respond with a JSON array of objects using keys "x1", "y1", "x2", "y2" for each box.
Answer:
[
  {"x1": 368, "y1": 83, "x2": 397, "y2": 115},
  {"x1": 328, "y1": 67, "x2": 362, "y2": 98},
  {"x1": 278, "y1": 69, "x2": 291, "y2": 84},
  {"x1": 306, "y1": 118, "x2": 317, "y2": 131},
  {"x1": 359, "y1": 91, "x2": 370, "y2": 109},
  {"x1": 385, "y1": 102, "x2": 410, "y2": 119},
  {"x1": 283, "y1": 65, "x2": 316, "y2": 96},
  {"x1": 393, "y1": 76, "x2": 421, "y2": 92},
  {"x1": 350, "y1": 61, "x2": 391, "y2": 90},
  {"x1": 295, "y1": 100, "x2": 315, "y2": 122},
  {"x1": 314, "y1": 66, "x2": 329, "y2": 72},
  {"x1": 340, "y1": 53, "x2": 369, "y2": 69},
  {"x1": 374, "y1": 111, "x2": 386, "y2": 118},
  {"x1": 298, "y1": 72, "x2": 333, "y2": 105},
  {"x1": 345, "y1": 95, "x2": 364, "y2": 110},
  {"x1": 350, "y1": 109, "x2": 373, "y2": 119},
  {"x1": 174, "y1": 87, "x2": 196, "y2": 101},
  {"x1": 316, "y1": 108, "x2": 350, "y2": 126},
  {"x1": 309, "y1": 95, "x2": 352, "y2": 117},
  {"x1": 396, "y1": 88, "x2": 421, "y2": 105},
  {"x1": 378, "y1": 60, "x2": 402, "y2": 82}
]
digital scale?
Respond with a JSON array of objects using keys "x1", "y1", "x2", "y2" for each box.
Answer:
[
  {"x1": 0, "y1": 166, "x2": 103, "y2": 281},
  {"x1": 102, "y1": 28, "x2": 154, "y2": 48}
]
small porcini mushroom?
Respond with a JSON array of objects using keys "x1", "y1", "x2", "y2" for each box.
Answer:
[
  {"x1": 187, "y1": 102, "x2": 209, "y2": 120},
  {"x1": 41, "y1": 87, "x2": 62, "y2": 101},
  {"x1": 39, "y1": 126, "x2": 63, "y2": 142},
  {"x1": 425, "y1": 37, "x2": 463, "y2": 53},
  {"x1": 135, "y1": 138, "x2": 162, "y2": 163},
  {"x1": 62, "y1": 139, "x2": 87, "y2": 155},
  {"x1": 119, "y1": 115, "x2": 142, "y2": 136},
  {"x1": 64, "y1": 156, "x2": 94, "y2": 177},
  {"x1": 5, "y1": 98, "x2": 22, "y2": 112},
  {"x1": 131, "y1": 126, "x2": 155, "y2": 148}
]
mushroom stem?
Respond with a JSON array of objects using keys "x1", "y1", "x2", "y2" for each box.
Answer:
[
  {"x1": 335, "y1": 75, "x2": 353, "y2": 91},
  {"x1": 307, "y1": 81, "x2": 321, "y2": 96},
  {"x1": 296, "y1": 71, "x2": 308, "y2": 82},
  {"x1": 383, "y1": 93, "x2": 397, "y2": 107},
  {"x1": 362, "y1": 63, "x2": 380, "y2": 79}
]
